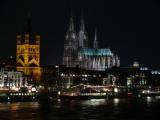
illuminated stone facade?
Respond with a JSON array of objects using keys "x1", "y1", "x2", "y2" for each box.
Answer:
[
  {"x1": 0, "y1": 67, "x2": 23, "y2": 89},
  {"x1": 63, "y1": 12, "x2": 78, "y2": 67},
  {"x1": 16, "y1": 17, "x2": 41, "y2": 80},
  {"x1": 79, "y1": 48, "x2": 120, "y2": 71},
  {"x1": 63, "y1": 12, "x2": 120, "y2": 71}
]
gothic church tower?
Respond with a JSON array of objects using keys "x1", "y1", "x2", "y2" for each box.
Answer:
[
  {"x1": 63, "y1": 11, "x2": 78, "y2": 67},
  {"x1": 78, "y1": 12, "x2": 88, "y2": 49}
]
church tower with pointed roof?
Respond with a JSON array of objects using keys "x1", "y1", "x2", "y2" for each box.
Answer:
[
  {"x1": 16, "y1": 13, "x2": 41, "y2": 80},
  {"x1": 63, "y1": 11, "x2": 78, "y2": 67},
  {"x1": 63, "y1": 10, "x2": 120, "y2": 70},
  {"x1": 78, "y1": 11, "x2": 88, "y2": 49}
]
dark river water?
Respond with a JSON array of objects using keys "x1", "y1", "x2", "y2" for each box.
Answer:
[{"x1": 0, "y1": 97, "x2": 160, "y2": 120}]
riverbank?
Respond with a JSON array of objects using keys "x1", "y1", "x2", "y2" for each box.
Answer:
[
  {"x1": 0, "y1": 92, "x2": 57, "y2": 102},
  {"x1": 1, "y1": 90, "x2": 160, "y2": 102}
]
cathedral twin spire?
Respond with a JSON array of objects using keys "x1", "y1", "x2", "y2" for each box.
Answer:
[
  {"x1": 78, "y1": 11, "x2": 88, "y2": 49},
  {"x1": 63, "y1": 10, "x2": 120, "y2": 69},
  {"x1": 67, "y1": 10, "x2": 98, "y2": 49},
  {"x1": 68, "y1": 11, "x2": 75, "y2": 32},
  {"x1": 80, "y1": 12, "x2": 85, "y2": 32}
]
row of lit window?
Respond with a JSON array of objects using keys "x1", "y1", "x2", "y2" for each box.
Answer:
[
  {"x1": 140, "y1": 67, "x2": 148, "y2": 71},
  {"x1": 18, "y1": 48, "x2": 39, "y2": 52},
  {"x1": 10, "y1": 93, "x2": 35, "y2": 96},
  {"x1": 151, "y1": 71, "x2": 160, "y2": 75},
  {"x1": 80, "y1": 93, "x2": 106, "y2": 96},
  {"x1": 60, "y1": 73, "x2": 101, "y2": 78}
]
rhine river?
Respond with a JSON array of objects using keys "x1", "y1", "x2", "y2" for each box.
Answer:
[{"x1": 0, "y1": 97, "x2": 160, "y2": 120}]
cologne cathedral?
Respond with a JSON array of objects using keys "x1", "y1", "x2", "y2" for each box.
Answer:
[{"x1": 63, "y1": 12, "x2": 120, "y2": 71}]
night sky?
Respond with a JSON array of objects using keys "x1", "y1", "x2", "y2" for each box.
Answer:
[{"x1": 0, "y1": 0, "x2": 160, "y2": 68}]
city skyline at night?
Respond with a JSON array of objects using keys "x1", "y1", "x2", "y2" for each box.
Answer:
[
  {"x1": 1, "y1": 1, "x2": 160, "y2": 119},
  {"x1": 0, "y1": 0, "x2": 160, "y2": 68}
]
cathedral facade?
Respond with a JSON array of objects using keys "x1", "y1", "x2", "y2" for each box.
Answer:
[{"x1": 63, "y1": 12, "x2": 120, "y2": 71}]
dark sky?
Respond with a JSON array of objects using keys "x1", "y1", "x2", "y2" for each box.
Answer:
[{"x1": 0, "y1": 0, "x2": 160, "y2": 68}]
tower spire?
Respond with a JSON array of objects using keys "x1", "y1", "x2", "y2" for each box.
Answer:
[
  {"x1": 80, "y1": 9, "x2": 85, "y2": 32},
  {"x1": 63, "y1": 9, "x2": 78, "y2": 67},
  {"x1": 68, "y1": 9, "x2": 75, "y2": 32},
  {"x1": 78, "y1": 9, "x2": 88, "y2": 49},
  {"x1": 93, "y1": 28, "x2": 98, "y2": 49}
]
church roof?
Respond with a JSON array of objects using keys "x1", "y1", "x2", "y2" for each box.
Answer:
[{"x1": 83, "y1": 48, "x2": 113, "y2": 56}]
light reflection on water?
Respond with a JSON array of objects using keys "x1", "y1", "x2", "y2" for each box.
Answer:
[
  {"x1": 0, "y1": 102, "x2": 41, "y2": 120},
  {"x1": 146, "y1": 96, "x2": 152, "y2": 103},
  {"x1": 0, "y1": 102, "x2": 40, "y2": 111},
  {"x1": 113, "y1": 98, "x2": 120, "y2": 106},
  {"x1": 81, "y1": 99, "x2": 106, "y2": 106},
  {"x1": 0, "y1": 97, "x2": 160, "y2": 120}
]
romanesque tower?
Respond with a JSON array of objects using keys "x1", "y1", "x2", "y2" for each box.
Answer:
[{"x1": 16, "y1": 14, "x2": 41, "y2": 80}]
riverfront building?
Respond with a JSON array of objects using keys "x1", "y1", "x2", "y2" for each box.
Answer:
[
  {"x1": 0, "y1": 67, "x2": 23, "y2": 90},
  {"x1": 16, "y1": 15, "x2": 41, "y2": 80},
  {"x1": 63, "y1": 12, "x2": 120, "y2": 71}
]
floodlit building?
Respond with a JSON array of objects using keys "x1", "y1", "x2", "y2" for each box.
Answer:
[
  {"x1": 0, "y1": 67, "x2": 23, "y2": 89},
  {"x1": 63, "y1": 12, "x2": 120, "y2": 71},
  {"x1": 16, "y1": 14, "x2": 41, "y2": 80},
  {"x1": 63, "y1": 12, "x2": 79, "y2": 67}
]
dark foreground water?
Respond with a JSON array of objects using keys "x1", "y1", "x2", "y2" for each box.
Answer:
[{"x1": 0, "y1": 97, "x2": 160, "y2": 120}]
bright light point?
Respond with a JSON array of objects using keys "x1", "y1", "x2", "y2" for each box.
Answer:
[
  {"x1": 113, "y1": 98, "x2": 119, "y2": 105},
  {"x1": 10, "y1": 87, "x2": 19, "y2": 91},
  {"x1": 58, "y1": 91, "x2": 61, "y2": 95},
  {"x1": 31, "y1": 87, "x2": 36, "y2": 92},
  {"x1": 61, "y1": 73, "x2": 64, "y2": 76},
  {"x1": 146, "y1": 96, "x2": 152, "y2": 103},
  {"x1": 84, "y1": 74, "x2": 87, "y2": 77},
  {"x1": 114, "y1": 87, "x2": 118, "y2": 93}
]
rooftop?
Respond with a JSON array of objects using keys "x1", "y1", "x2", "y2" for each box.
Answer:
[{"x1": 83, "y1": 48, "x2": 113, "y2": 56}]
